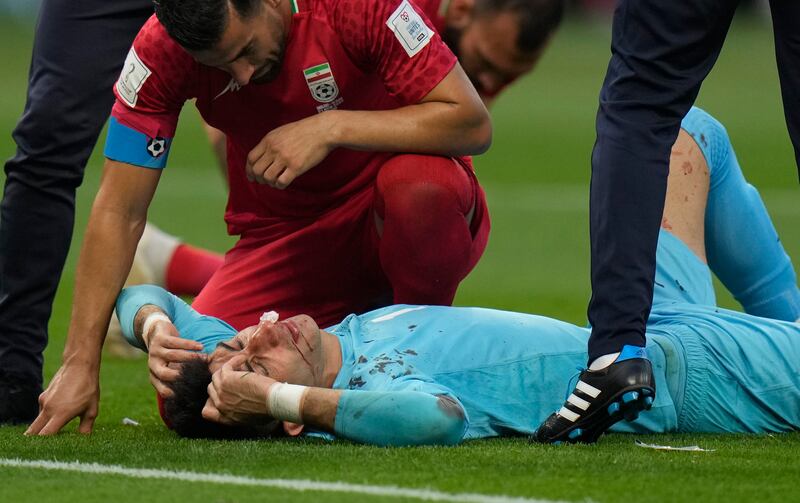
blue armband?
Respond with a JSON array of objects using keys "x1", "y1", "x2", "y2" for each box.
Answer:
[{"x1": 104, "y1": 117, "x2": 172, "y2": 169}]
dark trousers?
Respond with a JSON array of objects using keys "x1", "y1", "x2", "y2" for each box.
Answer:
[
  {"x1": 0, "y1": 0, "x2": 152, "y2": 387},
  {"x1": 587, "y1": 0, "x2": 800, "y2": 361}
]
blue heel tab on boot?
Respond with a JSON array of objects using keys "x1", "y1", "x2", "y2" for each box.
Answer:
[{"x1": 616, "y1": 345, "x2": 648, "y2": 362}]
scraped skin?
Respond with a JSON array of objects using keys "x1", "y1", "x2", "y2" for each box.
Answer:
[{"x1": 662, "y1": 129, "x2": 710, "y2": 262}]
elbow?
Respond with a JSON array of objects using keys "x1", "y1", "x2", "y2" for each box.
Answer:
[
  {"x1": 473, "y1": 117, "x2": 493, "y2": 155},
  {"x1": 434, "y1": 414, "x2": 468, "y2": 446},
  {"x1": 408, "y1": 412, "x2": 466, "y2": 446},
  {"x1": 415, "y1": 395, "x2": 467, "y2": 446},
  {"x1": 464, "y1": 110, "x2": 492, "y2": 156}
]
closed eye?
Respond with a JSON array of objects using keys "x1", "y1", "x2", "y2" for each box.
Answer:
[
  {"x1": 254, "y1": 361, "x2": 270, "y2": 376},
  {"x1": 245, "y1": 358, "x2": 270, "y2": 376},
  {"x1": 216, "y1": 341, "x2": 237, "y2": 352}
]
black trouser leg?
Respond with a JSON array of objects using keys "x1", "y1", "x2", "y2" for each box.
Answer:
[
  {"x1": 0, "y1": 0, "x2": 152, "y2": 388},
  {"x1": 587, "y1": 0, "x2": 739, "y2": 361},
  {"x1": 769, "y1": 0, "x2": 800, "y2": 173}
]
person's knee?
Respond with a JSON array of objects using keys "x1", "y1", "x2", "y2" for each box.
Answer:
[
  {"x1": 377, "y1": 155, "x2": 472, "y2": 220},
  {"x1": 681, "y1": 107, "x2": 733, "y2": 184}
]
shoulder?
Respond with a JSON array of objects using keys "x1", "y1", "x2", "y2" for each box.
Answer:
[
  {"x1": 129, "y1": 15, "x2": 197, "y2": 84},
  {"x1": 114, "y1": 15, "x2": 198, "y2": 112}
]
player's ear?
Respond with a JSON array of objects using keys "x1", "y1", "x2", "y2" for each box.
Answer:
[
  {"x1": 445, "y1": 0, "x2": 476, "y2": 29},
  {"x1": 282, "y1": 421, "x2": 305, "y2": 437}
]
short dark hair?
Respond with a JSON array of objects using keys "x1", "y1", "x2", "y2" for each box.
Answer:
[
  {"x1": 475, "y1": 0, "x2": 565, "y2": 53},
  {"x1": 154, "y1": 0, "x2": 262, "y2": 52},
  {"x1": 163, "y1": 358, "x2": 280, "y2": 439}
]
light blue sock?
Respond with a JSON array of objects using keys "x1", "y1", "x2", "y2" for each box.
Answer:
[{"x1": 682, "y1": 107, "x2": 800, "y2": 321}]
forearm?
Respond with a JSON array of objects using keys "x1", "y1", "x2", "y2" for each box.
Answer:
[
  {"x1": 328, "y1": 103, "x2": 489, "y2": 157},
  {"x1": 298, "y1": 388, "x2": 467, "y2": 446},
  {"x1": 327, "y1": 66, "x2": 490, "y2": 156},
  {"x1": 62, "y1": 159, "x2": 160, "y2": 368},
  {"x1": 62, "y1": 207, "x2": 146, "y2": 367}
]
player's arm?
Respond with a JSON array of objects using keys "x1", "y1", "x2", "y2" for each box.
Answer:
[
  {"x1": 329, "y1": 62, "x2": 489, "y2": 154},
  {"x1": 246, "y1": 62, "x2": 489, "y2": 189},
  {"x1": 204, "y1": 357, "x2": 468, "y2": 446},
  {"x1": 26, "y1": 159, "x2": 160, "y2": 435},
  {"x1": 116, "y1": 285, "x2": 235, "y2": 396}
]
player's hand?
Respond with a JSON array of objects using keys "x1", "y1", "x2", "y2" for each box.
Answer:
[
  {"x1": 245, "y1": 113, "x2": 336, "y2": 189},
  {"x1": 25, "y1": 363, "x2": 100, "y2": 436},
  {"x1": 203, "y1": 354, "x2": 276, "y2": 425},
  {"x1": 145, "y1": 320, "x2": 206, "y2": 397}
]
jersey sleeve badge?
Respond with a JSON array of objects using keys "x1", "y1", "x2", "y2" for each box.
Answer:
[
  {"x1": 116, "y1": 47, "x2": 153, "y2": 108},
  {"x1": 385, "y1": 0, "x2": 435, "y2": 58}
]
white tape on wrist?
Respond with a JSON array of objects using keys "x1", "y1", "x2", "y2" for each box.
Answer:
[
  {"x1": 141, "y1": 312, "x2": 171, "y2": 349},
  {"x1": 267, "y1": 382, "x2": 306, "y2": 424}
]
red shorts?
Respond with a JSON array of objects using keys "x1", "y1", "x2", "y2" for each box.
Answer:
[{"x1": 192, "y1": 154, "x2": 490, "y2": 329}]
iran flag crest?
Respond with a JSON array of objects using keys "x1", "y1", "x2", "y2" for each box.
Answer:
[{"x1": 303, "y1": 62, "x2": 339, "y2": 103}]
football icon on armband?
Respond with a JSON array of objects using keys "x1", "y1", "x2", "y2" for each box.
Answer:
[{"x1": 147, "y1": 137, "x2": 167, "y2": 158}]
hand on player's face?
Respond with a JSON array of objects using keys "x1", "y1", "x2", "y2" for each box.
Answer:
[
  {"x1": 203, "y1": 354, "x2": 277, "y2": 425},
  {"x1": 146, "y1": 320, "x2": 206, "y2": 397},
  {"x1": 245, "y1": 114, "x2": 336, "y2": 189}
]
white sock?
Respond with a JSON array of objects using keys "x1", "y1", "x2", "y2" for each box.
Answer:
[
  {"x1": 588, "y1": 352, "x2": 620, "y2": 371},
  {"x1": 138, "y1": 222, "x2": 181, "y2": 286}
]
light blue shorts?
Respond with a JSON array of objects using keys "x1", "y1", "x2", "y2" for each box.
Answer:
[{"x1": 647, "y1": 232, "x2": 800, "y2": 433}]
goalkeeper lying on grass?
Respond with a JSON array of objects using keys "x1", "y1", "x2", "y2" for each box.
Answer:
[{"x1": 116, "y1": 108, "x2": 800, "y2": 445}]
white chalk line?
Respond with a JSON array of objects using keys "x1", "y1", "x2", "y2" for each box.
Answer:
[{"x1": 0, "y1": 458, "x2": 565, "y2": 503}]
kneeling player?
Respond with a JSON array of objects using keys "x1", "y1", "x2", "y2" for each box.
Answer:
[
  {"x1": 116, "y1": 0, "x2": 568, "y2": 308},
  {"x1": 115, "y1": 107, "x2": 800, "y2": 444}
]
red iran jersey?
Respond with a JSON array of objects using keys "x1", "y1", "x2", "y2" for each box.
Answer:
[{"x1": 109, "y1": 0, "x2": 458, "y2": 234}]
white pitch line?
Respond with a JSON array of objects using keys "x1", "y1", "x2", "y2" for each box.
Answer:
[{"x1": 0, "y1": 458, "x2": 565, "y2": 503}]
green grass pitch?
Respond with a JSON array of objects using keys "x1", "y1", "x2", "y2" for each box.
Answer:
[{"x1": 1, "y1": 12, "x2": 799, "y2": 503}]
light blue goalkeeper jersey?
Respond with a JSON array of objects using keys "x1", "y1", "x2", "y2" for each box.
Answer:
[{"x1": 328, "y1": 303, "x2": 677, "y2": 439}]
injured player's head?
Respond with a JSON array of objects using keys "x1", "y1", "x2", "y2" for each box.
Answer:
[{"x1": 165, "y1": 314, "x2": 341, "y2": 438}]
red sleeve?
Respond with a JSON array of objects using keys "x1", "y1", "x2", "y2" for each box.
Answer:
[
  {"x1": 110, "y1": 15, "x2": 196, "y2": 139},
  {"x1": 330, "y1": 0, "x2": 456, "y2": 104}
]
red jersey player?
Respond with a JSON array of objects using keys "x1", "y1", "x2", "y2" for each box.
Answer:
[
  {"x1": 28, "y1": 0, "x2": 492, "y2": 435},
  {"x1": 106, "y1": 0, "x2": 565, "y2": 359}
]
